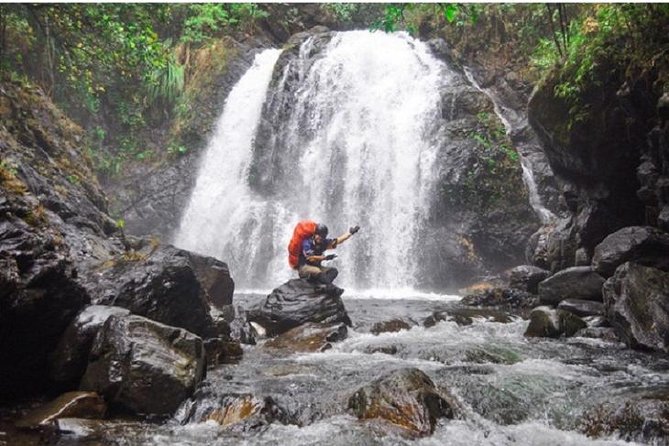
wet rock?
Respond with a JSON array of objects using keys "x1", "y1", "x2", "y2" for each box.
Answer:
[
  {"x1": 50, "y1": 305, "x2": 130, "y2": 387},
  {"x1": 424, "y1": 308, "x2": 513, "y2": 328},
  {"x1": 574, "y1": 327, "x2": 619, "y2": 342},
  {"x1": 188, "y1": 254, "x2": 234, "y2": 308},
  {"x1": 461, "y1": 287, "x2": 538, "y2": 308},
  {"x1": 370, "y1": 319, "x2": 413, "y2": 335},
  {"x1": 15, "y1": 392, "x2": 106, "y2": 428},
  {"x1": 524, "y1": 306, "x2": 586, "y2": 338},
  {"x1": 348, "y1": 368, "x2": 456, "y2": 438},
  {"x1": 0, "y1": 202, "x2": 90, "y2": 398},
  {"x1": 538, "y1": 267, "x2": 605, "y2": 305},
  {"x1": 364, "y1": 345, "x2": 399, "y2": 355},
  {"x1": 591, "y1": 226, "x2": 669, "y2": 277},
  {"x1": 204, "y1": 338, "x2": 243, "y2": 368},
  {"x1": 557, "y1": 299, "x2": 605, "y2": 318},
  {"x1": 248, "y1": 279, "x2": 351, "y2": 337},
  {"x1": 80, "y1": 314, "x2": 205, "y2": 416},
  {"x1": 508, "y1": 265, "x2": 550, "y2": 294},
  {"x1": 179, "y1": 393, "x2": 287, "y2": 432},
  {"x1": 85, "y1": 245, "x2": 218, "y2": 338},
  {"x1": 218, "y1": 304, "x2": 256, "y2": 345},
  {"x1": 581, "y1": 389, "x2": 669, "y2": 443},
  {"x1": 263, "y1": 322, "x2": 347, "y2": 353},
  {"x1": 603, "y1": 262, "x2": 669, "y2": 352}
]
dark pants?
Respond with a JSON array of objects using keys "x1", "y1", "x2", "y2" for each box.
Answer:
[{"x1": 298, "y1": 265, "x2": 338, "y2": 284}]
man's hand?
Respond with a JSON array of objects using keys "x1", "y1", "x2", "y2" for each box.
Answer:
[
  {"x1": 324, "y1": 254, "x2": 337, "y2": 261},
  {"x1": 349, "y1": 225, "x2": 360, "y2": 235}
]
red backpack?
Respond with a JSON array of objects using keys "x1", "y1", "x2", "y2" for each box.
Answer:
[{"x1": 287, "y1": 220, "x2": 318, "y2": 269}]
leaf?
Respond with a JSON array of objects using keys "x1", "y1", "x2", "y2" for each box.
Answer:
[{"x1": 444, "y1": 4, "x2": 458, "y2": 23}]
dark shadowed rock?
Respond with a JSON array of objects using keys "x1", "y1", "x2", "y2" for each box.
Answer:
[
  {"x1": 348, "y1": 368, "x2": 456, "y2": 438},
  {"x1": 524, "y1": 306, "x2": 586, "y2": 338},
  {"x1": 508, "y1": 265, "x2": 550, "y2": 294},
  {"x1": 538, "y1": 267, "x2": 605, "y2": 305},
  {"x1": 247, "y1": 279, "x2": 351, "y2": 337},
  {"x1": 603, "y1": 262, "x2": 669, "y2": 353},
  {"x1": 264, "y1": 322, "x2": 348, "y2": 353},
  {"x1": 80, "y1": 314, "x2": 205, "y2": 416},
  {"x1": 85, "y1": 245, "x2": 218, "y2": 338},
  {"x1": 0, "y1": 197, "x2": 90, "y2": 399},
  {"x1": 50, "y1": 305, "x2": 130, "y2": 387},
  {"x1": 16, "y1": 392, "x2": 106, "y2": 428},
  {"x1": 575, "y1": 327, "x2": 619, "y2": 342},
  {"x1": 557, "y1": 299, "x2": 605, "y2": 318},
  {"x1": 591, "y1": 226, "x2": 669, "y2": 277}
]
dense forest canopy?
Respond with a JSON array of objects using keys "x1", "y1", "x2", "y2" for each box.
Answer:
[{"x1": 1, "y1": 3, "x2": 667, "y2": 179}]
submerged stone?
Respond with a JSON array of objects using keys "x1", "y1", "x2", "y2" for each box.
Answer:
[
  {"x1": 16, "y1": 392, "x2": 106, "y2": 428},
  {"x1": 263, "y1": 322, "x2": 348, "y2": 353},
  {"x1": 348, "y1": 368, "x2": 456, "y2": 438}
]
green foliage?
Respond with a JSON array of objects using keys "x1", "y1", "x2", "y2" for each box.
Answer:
[
  {"x1": 147, "y1": 53, "x2": 184, "y2": 105},
  {"x1": 181, "y1": 4, "x2": 267, "y2": 44},
  {"x1": 323, "y1": 4, "x2": 360, "y2": 23}
]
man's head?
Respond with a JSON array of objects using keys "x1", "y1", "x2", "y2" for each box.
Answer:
[{"x1": 314, "y1": 224, "x2": 328, "y2": 244}]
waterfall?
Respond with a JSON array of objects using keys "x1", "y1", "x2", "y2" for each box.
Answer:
[
  {"x1": 176, "y1": 32, "x2": 450, "y2": 290},
  {"x1": 464, "y1": 68, "x2": 556, "y2": 224}
]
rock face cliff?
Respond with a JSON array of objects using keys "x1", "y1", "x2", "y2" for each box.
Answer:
[
  {"x1": 528, "y1": 53, "x2": 669, "y2": 271},
  {"x1": 0, "y1": 81, "x2": 234, "y2": 402}
]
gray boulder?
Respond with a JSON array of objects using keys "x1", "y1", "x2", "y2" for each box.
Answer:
[
  {"x1": 524, "y1": 306, "x2": 587, "y2": 338},
  {"x1": 603, "y1": 262, "x2": 669, "y2": 352},
  {"x1": 348, "y1": 368, "x2": 456, "y2": 438},
  {"x1": 86, "y1": 245, "x2": 221, "y2": 338},
  {"x1": 80, "y1": 315, "x2": 205, "y2": 415},
  {"x1": 248, "y1": 279, "x2": 351, "y2": 337},
  {"x1": 538, "y1": 267, "x2": 605, "y2": 305},
  {"x1": 508, "y1": 265, "x2": 550, "y2": 294},
  {"x1": 592, "y1": 226, "x2": 669, "y2": 277},
  {"x1": 50, "y1": 305, "x2": 130, "y2": 387},
  {"x1": 557, "y1": 299, "x2": 605, "y2": 318}
]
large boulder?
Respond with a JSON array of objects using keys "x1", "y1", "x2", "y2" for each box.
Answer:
[
  {"x1": 0, "y1": 195, "x2": 90, "y2": 399},
  {"x1": 538, "y1": 267, "x2": 605, "y2": 305},
  {"x1": 188, "y1": 254, "x2": 234, "y2": 308},
  {"x1": 80, "y1": 314, "x2": 205, "y2": 416},
  {"x1": 248, "y1": 279, "x2": 351, "y2": 337},
  {"x1": 508, "y1": 265, "x2": 550, "y2": 294},
  {"x1": 602, "y1": 262, "x2": 669, "y2": 352},
  {"x1": 50, "y1": 305, "x2": 130, "y2": 387},
  {"x1": 348, "y1": 368, "x2": 456, "y2": 438},
  {"x1": 524, "y1": 306, "x2": 586, "y2": 338},
  {"x1": 85, "y1": 245, "x2": 220, "y2": 338},
  {"x1": 591, "y1": 226, "x2": 669, "y2": 277}
]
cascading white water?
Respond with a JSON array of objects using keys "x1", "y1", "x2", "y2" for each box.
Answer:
[
  {"x1": 176, "y1": 32, "x2": 450, "y2": 290},
  {"x1": 175, "y1": 49, "x2": 283, "y2": 281},
  {"x1": 464, "y1": 68, "x2": 556, "y2": 224}
]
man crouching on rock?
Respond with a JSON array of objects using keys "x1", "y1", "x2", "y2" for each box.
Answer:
[{"x1": 298, "y1": 223, "x2": 360, "y2": 296}]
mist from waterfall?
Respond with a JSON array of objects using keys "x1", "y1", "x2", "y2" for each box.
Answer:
[{"x1": 175, "y1": 32, "x2": 450, "y2": 290}]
